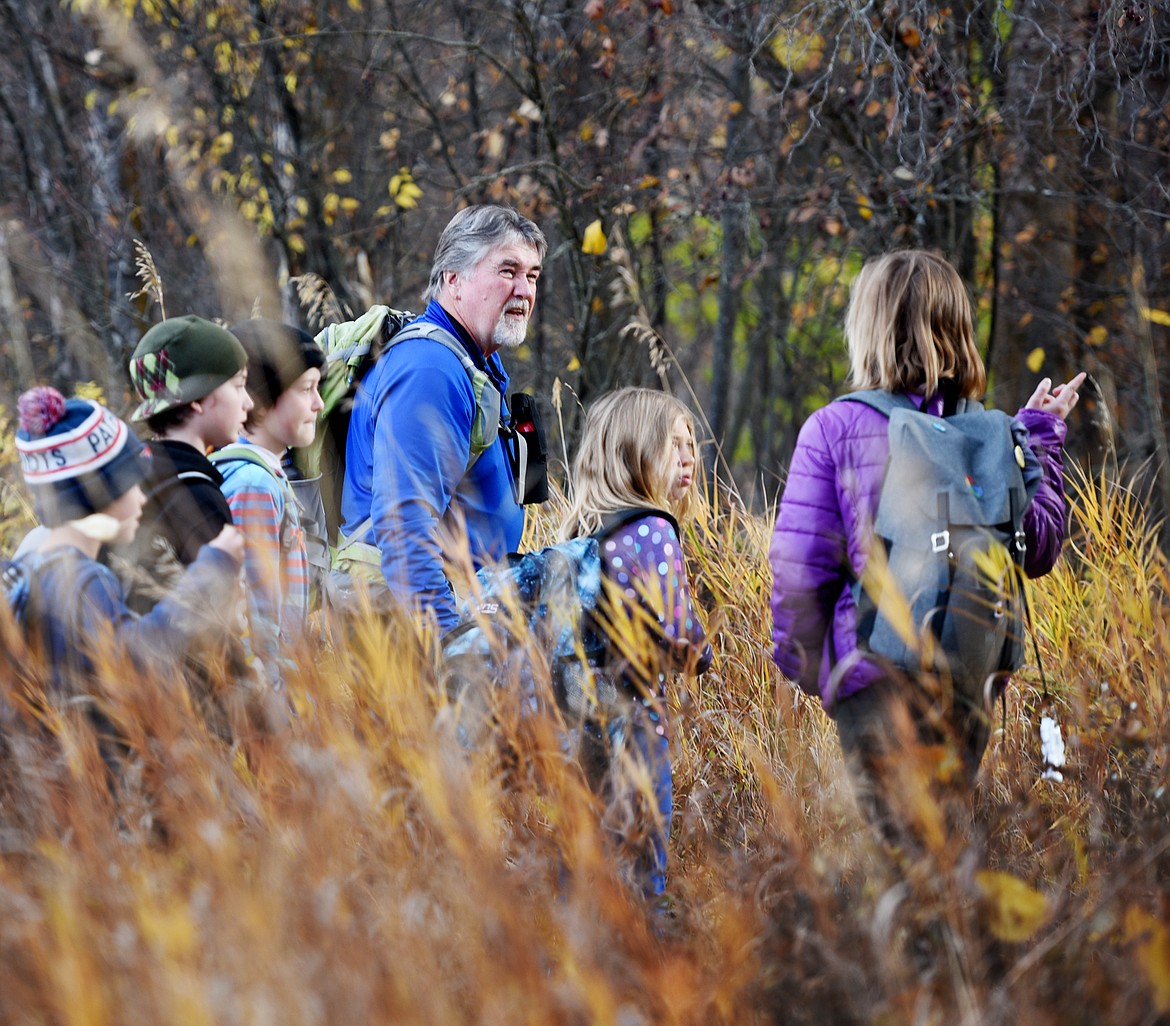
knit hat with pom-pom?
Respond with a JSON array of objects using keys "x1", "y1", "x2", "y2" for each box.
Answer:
[{"x1": 15, "y1": 387, "x2": 146, "y2": 526}]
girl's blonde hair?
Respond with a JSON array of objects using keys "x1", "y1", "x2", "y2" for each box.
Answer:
[
  {"x1": 558, "y1": 387, "x2": 696, "y2": 540},
  {"x1": 845, "y1": 249, "x2": 987, "y2": 400}
]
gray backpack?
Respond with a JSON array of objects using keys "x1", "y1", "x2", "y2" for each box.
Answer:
[{"x1": 838, "y1": 390, "x2": 1039, "y2": 708}]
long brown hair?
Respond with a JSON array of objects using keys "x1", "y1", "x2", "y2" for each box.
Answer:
[{"x1": 845, "y1": 249, "x2": 987, "y2": 400}]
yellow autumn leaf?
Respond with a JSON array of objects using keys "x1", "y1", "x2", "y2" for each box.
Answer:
[
  {"x1": 769, "y1": 30, "x2": 824, "y2": 73},
  {"x1": 1125, "y1": 906, "x2": 1170, "y2": 1012},
  {"x1": 389, "y1": 168, "x2": 422, "y2": 210},
  {"x1": 1142, "y1": 307, "x2": 1170, "y2": 326},
  {"x1": 73, "y1": 381, "x2": 106, "y2": 404},
  {"x1": 284, "y1": 71, "x2": 297, "y2": 95},
  {"x1": 566, "y1": 356, "x2": 581, "y2": 371},
  {"x1": 1026, "y1": 347, "x2": 1045, "y2": 373},
  {"x1": 1087, "y1": 324, "x2": 1108, "y2": 346},
  {"x1": 581, "y1": 219, "x2": 607, "y2": 255},
  {"x1": 397, "y1": 182, "x2": 422, "y2": 210},
  {"x1": 85, "y1": 90, "x2": 97, "y2": 111},
  {"x1": 857, "y1": 195, "x2": 873, "y2": 220},
  {"x1": 288, "y1": 234, "x2": 306, "y2": 254},
  {"x1": 340, "y1": 197, "x2": 360, "y2": 214},
  {"x1": 332, "y1": 168, "x2": 353, "y2": 184},
  {"x1": 975, "y1": 870, "x2": 1050, "y2": 942},
  {"x1": 209, "y1": 131, "x2": 234, "y2": 159}
]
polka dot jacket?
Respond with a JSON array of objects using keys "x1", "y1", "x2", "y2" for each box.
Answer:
[{"x1": 599, "y1": 512, "x2": 712, "y2": 686}]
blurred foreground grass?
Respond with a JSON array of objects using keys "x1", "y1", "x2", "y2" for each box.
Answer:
[{"x1": 1, "y1": 448, "x2": 1169, "y2": 1025}]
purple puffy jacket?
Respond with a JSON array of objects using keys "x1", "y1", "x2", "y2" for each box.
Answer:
[{"x1": 769, "y1": 392, "x2": 1069, "y2": 708}]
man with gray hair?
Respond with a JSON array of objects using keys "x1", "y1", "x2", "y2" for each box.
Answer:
[{"x1": 340, "y1": 205, "x2": 546, "y2": 632}]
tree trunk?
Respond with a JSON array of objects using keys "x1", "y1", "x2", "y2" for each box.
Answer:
[
  {"x1": 707, "y1": 53, "x2": 751, "y2": 479},
  {"x1": 989, "y1": 0, "x2": 1081, "y2": 418}
]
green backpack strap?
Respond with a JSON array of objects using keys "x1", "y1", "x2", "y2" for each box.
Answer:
[
  {"x1": 210, "y1": 444, "x2": 296, "y2": 512},
  {"x1": 385, "y1": 323, "x2": 502, "y2": 464}
]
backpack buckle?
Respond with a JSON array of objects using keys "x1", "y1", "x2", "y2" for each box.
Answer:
[
  {"x1": 1014, "y1": 529, "x2": 1027, "y2": 555},
  {"x1": 931, "y1": 530, "x2": 950, "y2": 553}
]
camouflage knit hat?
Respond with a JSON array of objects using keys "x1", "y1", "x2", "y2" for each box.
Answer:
[{"x1": 128, "y1": 315, "x2": 248, "y2": 422}]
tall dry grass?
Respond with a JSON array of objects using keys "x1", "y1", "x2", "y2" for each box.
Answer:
[{"x1": 1, "y1": 460, "x2": 1169, "y2": 1025}]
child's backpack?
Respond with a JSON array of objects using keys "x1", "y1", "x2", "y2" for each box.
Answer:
[
  {"x1": 837, "y1": 390, "x2": 1040, "y2": 709},
  {"x1": 1, "y1": 558, "x2": 32, "y2": 626},
  {"x1": 440, "y1": 507, "x2": 677, "y2": 737},
  {"x1": 2, "y1": 549, "x2": 74, "y2": 630}
]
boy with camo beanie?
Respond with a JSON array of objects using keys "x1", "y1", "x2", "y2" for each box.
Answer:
[{"x1": 118, "y1": 315, "x2": 253, "y2": 613}]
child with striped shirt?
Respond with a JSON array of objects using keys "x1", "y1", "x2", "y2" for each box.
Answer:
[{"x1": 212, "y1": 321, "x2": 324, "y2": 682}]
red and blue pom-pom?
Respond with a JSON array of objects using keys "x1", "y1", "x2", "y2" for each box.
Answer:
[{"x1": 17, "y1": 386, "x2": 67, "y2": 436}]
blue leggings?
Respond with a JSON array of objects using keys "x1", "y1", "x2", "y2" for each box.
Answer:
[{"x1": 580, "y1": 703, "x2": 672, "y2": 898}]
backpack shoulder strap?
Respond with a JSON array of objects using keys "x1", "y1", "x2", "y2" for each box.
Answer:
[
  {"x1": 835, "y1": 389, "x2": 917, "y2": 417},
  {"x1": 210, "y1": 445, "x2": 295, "y2": 508},
  {"x1": 142, "y1": 467, "x2": 219, "y2": 507},
  {"x1": 595, "y1": 506, "x2": 680, "y2": 541},
  {"x1": 386, "y1": 322, "x2": 503, "y2": 460},
  {"x1": 211, "y1": 443, "x2": 278, "y2": 474}
]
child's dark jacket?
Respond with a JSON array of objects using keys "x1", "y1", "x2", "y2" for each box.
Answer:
[{"x1": 121, "y1": 439, "x2": 233, "y2": 613}]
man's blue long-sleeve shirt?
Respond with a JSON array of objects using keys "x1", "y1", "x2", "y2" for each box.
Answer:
[{"x1": 339, "y1": 301, "x2": 524, "y2": 632}]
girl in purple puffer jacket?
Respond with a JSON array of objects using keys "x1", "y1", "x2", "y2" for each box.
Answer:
[{"x1": 770, "y1": 250, "x2": 1083, "y2": 825}]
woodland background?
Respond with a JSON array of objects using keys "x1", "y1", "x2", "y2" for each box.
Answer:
[
  {"x1": 1, "y1": 0, "x2": 1169, "y2": 511},
  {"x1": 5, "y1": 4, "x2": 1170, "y2": 1023}
]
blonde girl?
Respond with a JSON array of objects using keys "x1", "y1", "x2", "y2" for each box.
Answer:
[{"x1": 561, "y1": 386, "x2": 711, "y2": 899}]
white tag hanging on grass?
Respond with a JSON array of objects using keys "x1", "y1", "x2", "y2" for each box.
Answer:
[{"x1": 1040, "y1": 714, "x2": 1066, "y2": 782}]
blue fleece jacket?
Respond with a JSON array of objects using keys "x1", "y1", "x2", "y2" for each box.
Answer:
[{"x1": 340, "y1": 301, "x2": 524, "y2": 632}]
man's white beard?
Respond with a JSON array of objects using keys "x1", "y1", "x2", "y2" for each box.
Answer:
[{"x1": 493, "y1": 310, "x2": 530, "y2": 350}]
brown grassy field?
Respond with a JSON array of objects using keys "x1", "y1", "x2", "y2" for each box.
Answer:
[{"x1": 1, "y1": 450, "x2": 1168, "y2": 1025}]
